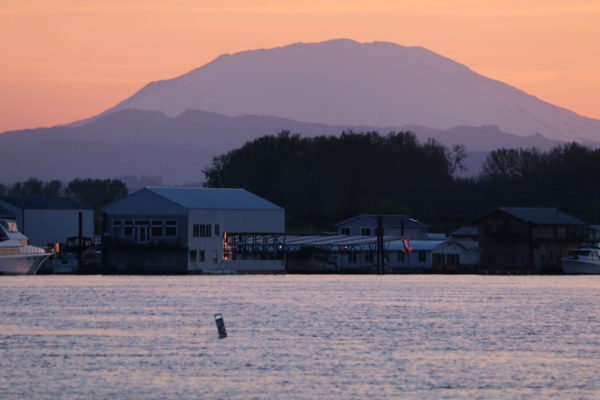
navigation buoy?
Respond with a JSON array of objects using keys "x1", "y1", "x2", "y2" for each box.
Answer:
[{"x1": 214, "y1": 313, "x2": 227, "y2": 339}]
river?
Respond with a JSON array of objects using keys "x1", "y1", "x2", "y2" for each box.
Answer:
[{"x1": 1, "y1": 275, "x2": 599, "y2": 399}]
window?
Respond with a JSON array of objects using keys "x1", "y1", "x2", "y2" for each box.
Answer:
[
  {"x1": 360, "y1": 228, "x2": 371, "y2": 236},
  {"x1": 418, "y1": 251, "x2": 427, "y2": 263},
  {"x1": 195, "y1": 224, "x2": 212, "y2": 238},
  {"x1": 151, "y1": 220, "x2": 163, "y2": 237},
  {"x1": 190, "y1": 249, "x2": 197, "y2": 262},
  {"x1": 165, "y1": 220, "x2": 177, "y2": 236},
  {"x1": 365, "y1": 253, "x2": 374, "y2": 263},
  {"x1": 397, "y1": 252, "x2": 405, "y2": 263},
  {"x1": 214, "y1": 224, "x2": 220, "y2": 236},
  {"x1": 212, "y1": 250, "x2": 218, "y2": 264},
  {"x1": 341, "y1": 227, "x2": 350, "y2": 236},
  {"x1": 112, "y1": 220, "x2": 122, "y2": 237},
  {"x1": 124, "y1": 220, "x2": 133, "y2": 237},
  {"x1": 349, "y1": 253, "x2": 357, "y2": 263},
  {"x1": 199, "y1": 250, "x2": 205, "y2": 262}
]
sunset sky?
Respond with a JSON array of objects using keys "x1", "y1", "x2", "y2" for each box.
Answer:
[{"x1": 1, "y1": 0, "x2": 599, "y2": 132}]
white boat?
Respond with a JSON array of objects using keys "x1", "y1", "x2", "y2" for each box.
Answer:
[
  {"x1": 0, "y1": 218, "x2": 50, "y2": 275},
  {"x1": 561, "y1": 247, "x2": 600, "y2": 274}
]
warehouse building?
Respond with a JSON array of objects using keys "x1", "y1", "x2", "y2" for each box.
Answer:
[
  {"x1": 102, "y1": 187, "x2": 285, "y2": 273},
  {"x1": 0, "y1": 196, "x2": 93, "y2": 247}
]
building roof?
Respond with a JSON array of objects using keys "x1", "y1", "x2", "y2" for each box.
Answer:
[
  {"x1": 0, "y1": 196, "x2": 90, "y2": 210},
  {"x1": 495, "y1": 207, "x2": 585, "y2": 225},
  {"x1": 0, "y1": 205, "x2": 15, "y2": 219},
  {"x1": 451, "y1": 226, "x2": 479, "y2": 237},
  {"x1": 335, "y1": 214, "x2": 429, "y2": 228},
  {"x1": 147, "y1": 187, "x2": 283, "y2": 210}
]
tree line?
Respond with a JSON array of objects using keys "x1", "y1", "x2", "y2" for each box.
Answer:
[
  {"x1": 0, "y1": 178, "x2": 128, "y2": 210},
  {"x1": 204, "y1": 130, "x2": 600, "y2": 231}
]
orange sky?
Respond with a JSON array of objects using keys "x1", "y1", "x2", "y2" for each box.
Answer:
[{"x1": 1, "y1": 0, "x2": 599, "y2": 132}]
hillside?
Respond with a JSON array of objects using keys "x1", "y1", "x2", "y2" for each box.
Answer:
[{"x1": 0, "y1": 109, "x2": 569, "y2": 183}]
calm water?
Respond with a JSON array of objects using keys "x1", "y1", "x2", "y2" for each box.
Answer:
[{"x1": 0, "y1": 275, "x2": 599, "y2": 399}]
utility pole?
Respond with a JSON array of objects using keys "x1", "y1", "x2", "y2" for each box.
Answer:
[{"x1": 376, "y1": 215, "x2": 384, "y2": 274}]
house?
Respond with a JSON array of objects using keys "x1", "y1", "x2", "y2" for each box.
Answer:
[
  {"x1": 102, "y1": 187, "x2": 285, "y2": 273},
  {"x1": 386, "y1": 239, "x2": 479, "y2": 272},
  {"x1": 335, "y1": 214, "x2": 429, "y2": 239},
  {"x1": 475, "y1": 207, "x2": 586, "y2": 272},
  {"x1": 0, "y1": 196, "x2": 93, "y2": 247}
]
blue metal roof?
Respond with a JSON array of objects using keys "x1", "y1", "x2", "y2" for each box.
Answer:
[
  {"x1": 0, "y1": 196, "x2": 90, "y2": 210},
  {"x1": 499, "y1": 207, "x2": 585, "y2": 225},
  {"x1": 451, "y1": 226, "x2": 479, "y2": 237},
  {"x1": 147, "y1": 187, "x2": 283, "y2": 210}
]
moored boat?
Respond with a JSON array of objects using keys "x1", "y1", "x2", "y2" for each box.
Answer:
[
  {"x1": 561, "y1": 246, "x2": 600, "y2": 274},
  {"x1": 0, "y1": 218, "x2": 50, "y2": 275}
]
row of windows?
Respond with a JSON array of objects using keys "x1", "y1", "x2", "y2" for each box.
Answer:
[
  {"x1": 190, "y1": 249, "x2": 218, "y2": 264},
  {"x1": 340, "y1": 227, "x2": 383, "y2": 236},
  {"x1": 340, "y1": 227, "x2": 373, "y2": 236},
  {"x1": 192, "y1": 224, "x2": 219, "y2": 238},
  {"x1": 433, "y1": 253, "x2": 460, "y2": 265},
  {"x1": 347, "y1": 251, "x2": 428, "y2": 264},
  {"x1": 112, "y1": 219, "x2": 177, "y2": 238}
]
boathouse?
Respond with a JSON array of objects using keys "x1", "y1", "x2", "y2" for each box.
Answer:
[
  {"x1": 475, "y1": 207, "x2": 586, "y2": 272},
  {"x1": 0, "y1": 196, "x2": 93, "y2": 247},
  {"x1": 102, "y1": 187, "x2": 285, "y2": 273}
]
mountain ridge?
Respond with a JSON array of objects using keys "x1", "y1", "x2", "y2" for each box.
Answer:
[
  {"x1": 0, "y1": 108, "x2": 584, "y2": 184},
  {"x1": 96, "y1": 39, "x2": 600, "y2": 142}
]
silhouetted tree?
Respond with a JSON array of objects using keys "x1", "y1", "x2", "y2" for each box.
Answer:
[
  {"x1": 204, "y1": 130, "x2": 456, "y2": 229},
  {"x1": 65, "y1": 178, "x2": 128, "y2": 209},
  {"x1": 42, "y1": 180, "x2": 63, "y2": 196},
  {"x1": 9, "y1": 177, "x2": 44, "y2": 196}
]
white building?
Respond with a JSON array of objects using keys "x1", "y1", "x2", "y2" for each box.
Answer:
[
  {"x1": 0, "y1": 196, "x2": 93, "y2": 247},
  {"x1": 386, "y1": 239, "x2": 480, "y2": 271},
  {"x1": 284, "y1": 235, "x2": 480, "y2": 272},
  {"x1": 102, "y1": 187, "x2": 285, "y2": 273},
  {"x1": 335, "y1": 214, "x2": 429, "y2": 238}
]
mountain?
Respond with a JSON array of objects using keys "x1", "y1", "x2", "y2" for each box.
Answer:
[
  {"x1": 0, "y1": 109, "x2": 572, "y2": 183},
  {"x1": 97, "y1": 39, "x2": 600, "y2": 142}
]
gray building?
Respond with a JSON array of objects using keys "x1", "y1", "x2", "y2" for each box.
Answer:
[
  {"x1": 335, "y1": 214, "x2": 429, "y2": 239},
  {"x1": 0, "y1": 196, "x2": 93, "y2": 247},
  {"x1": 102, "y1": 187, "x2": 285, "y2": 273}
]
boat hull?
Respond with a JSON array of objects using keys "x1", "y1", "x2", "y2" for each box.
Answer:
[
  {"x1": 0, "y1": 253, "x2": 50, "y2": 275},
  {"x1": 561, "y1": 259, "x2": 600, "y2": 274}
]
